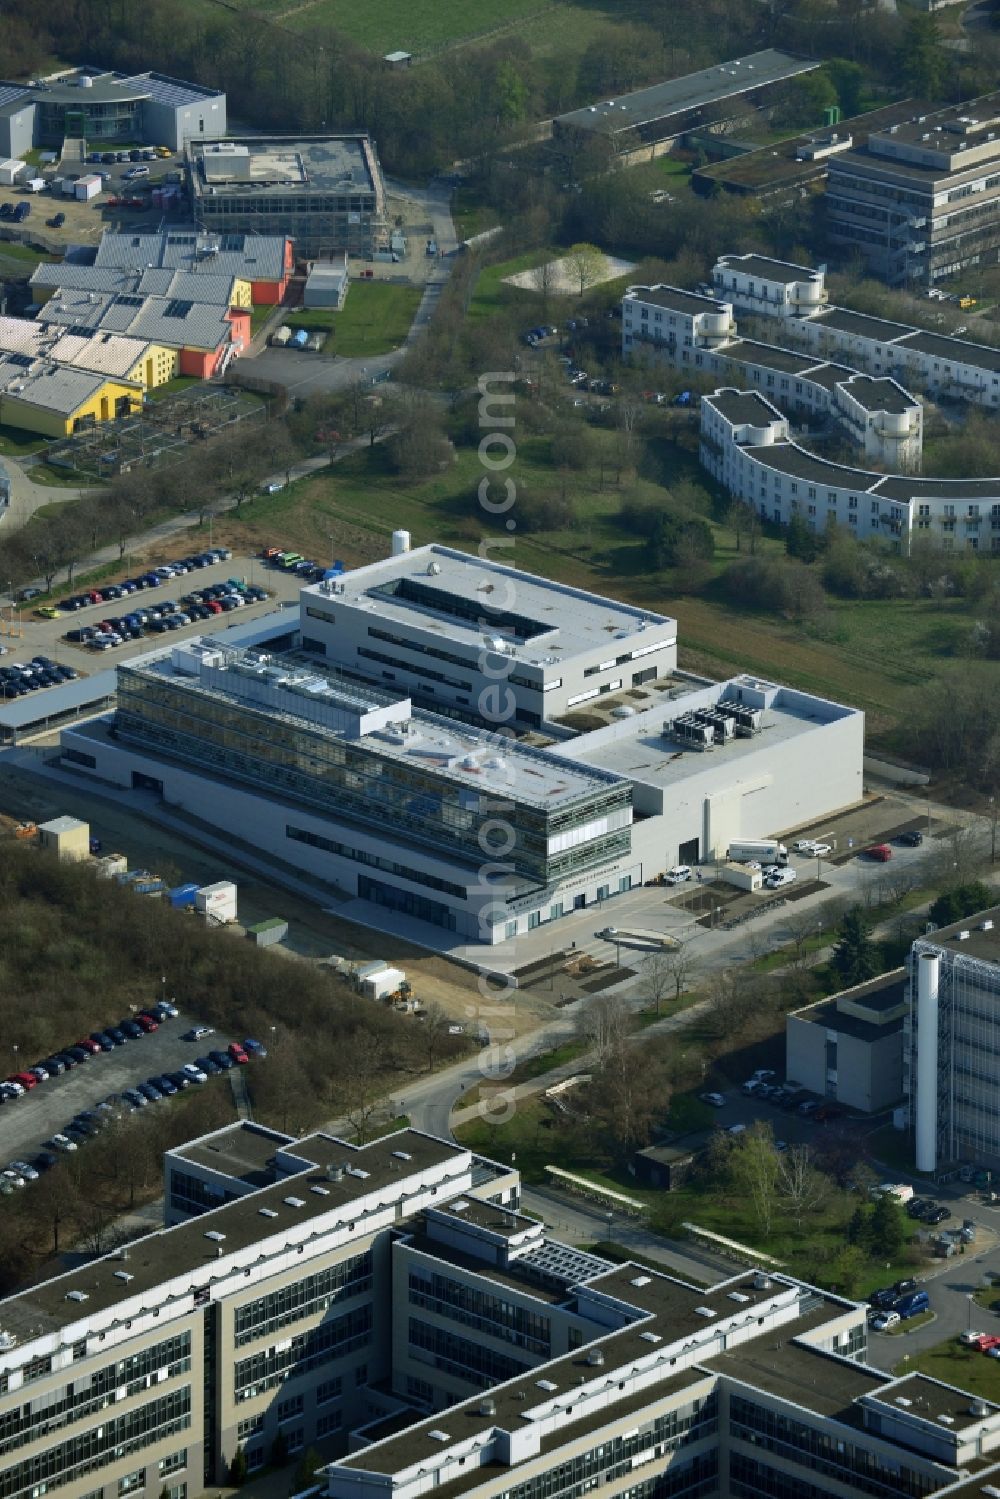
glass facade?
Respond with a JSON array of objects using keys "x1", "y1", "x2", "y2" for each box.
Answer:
[
  {"x1": 0, "y1": 1388, "x2": 191, "y2": 1499},
  {"x1": 234, "y1": 1250, "x2": 372, "y2": 1347},
  {"x1": 729, "y1": 1399, "x2": 936, "y2": 1498},
  {"x1": 115, "y1": 666, "x2": 630, "y2": 884},
  {"x1": 0, "y1": 1334, "x2": 191, "y2": 1459},
  {"x1": 408, "y1": 1318, "x2": 532, "y2": 1388},
  {"x1": 234, "y1": 1306, "x2": 371, "y2": 1401},
  {"x1": 408, "y1": 1268, "x2": 551, "y2": 1355}
]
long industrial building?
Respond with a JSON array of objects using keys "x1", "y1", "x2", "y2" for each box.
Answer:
[
  {"x1": 59, "y1": 544, "x2": 863, "y2": 947},
  {"x1": 4, "y1": 1120, "x2": 1000, "y2": 1499}
]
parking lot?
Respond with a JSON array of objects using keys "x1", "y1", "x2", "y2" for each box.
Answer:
[
  {"x1": 4, "y1": 552, "x2": 307, "y2": 678},
  {"x1": 1, "y1": 1013, "x2": 254, "y2": 1172},
  {"x1": 0, "y1": 145, "x2": 185, "y2": 247}
]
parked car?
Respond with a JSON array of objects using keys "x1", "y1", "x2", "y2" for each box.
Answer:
[
  {"x1": 228, "y1": 1042, "x2": 250, "y2": 1065},
  {"x1": 869, "y1": 1310, "x2": 901, "y2": 1331},
  {"x1": 922, "y1": 1205, "x2": 951, "y2": 1225},
  {"x1": 897, "y1": 829, "x2": 924, "y2": 846},
  {"x1": 208, "y1": 1049, "x2": 235, "y2": 1071},
  {"x1": 46, "y1": 1134, "x2": 78, "y2": 1153},
  {"x1": 181, "y1": 1063, "x2": 208, "y2": 1084},
  {"x1": 699, "y1": 1091, "x2": 726, "y2": 1108}
]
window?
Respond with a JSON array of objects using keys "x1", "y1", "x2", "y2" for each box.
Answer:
[
  {"x1": 355, "y1": 1365, "x2": 368, "y2": 1387},
  {"x1": 118, "y1": 1473, "x2": 144, "y2": 1496},
  {"x1": 528, "y1": 911, "x2": 541, "y2": 930},
  {"x1": 316, "y1": 1379, "x2": 343, "y2": 1407},
  {"x1": 277, "y1": 1396, "x2": 304, "y2": 1424},
  {"x1": 316, "y1": 1412, "x2": 343, "y2": 1438},
  {"x1": 285, "y1": 1429, "x2": 305, "y2": 1456},
  {"x1": 157, "y1": 1453, "x2": 186, "y2": 1478}
]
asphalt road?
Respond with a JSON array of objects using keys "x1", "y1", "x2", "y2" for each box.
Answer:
[{"x1": 0, "y1": 1016, "x2": 241, "y2": 1166}]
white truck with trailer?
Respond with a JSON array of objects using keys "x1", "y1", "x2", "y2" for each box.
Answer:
[{"x1": 727, "y1": 839, "x2": 788, "y2": 866}]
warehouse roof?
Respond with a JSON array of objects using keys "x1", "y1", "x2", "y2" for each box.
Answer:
[
  {"x1": 93, "y1": 227, "x2": 287, "y2": 284},
  {"x1": 36, "y1": 288, "x2": 233, "y2": 352},
  {"x1": 32, "y1": 262, "x2": 245, "y2": 307},
  {"x1": 556, "y1": 49, "x2": 819, "y2": 135}
]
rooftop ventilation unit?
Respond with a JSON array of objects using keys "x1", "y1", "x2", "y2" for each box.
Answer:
[
  {"x1": 958, "y1": 931, "x2": 970, "y2": 941},
  {"x1": 283, "y1": 1195, "x2": 306, "y2": 1208},
  {"x1": 982, "y1": 920, "x2": 994, "y2": 931},
  {"x1": 640, "y1": 1331, "x2": 662, "y2": 1343},
  {"x1": 392, "y1": 1149, "x2": 412, "y2": 1162},
  {"x1": 479, "y1": 1399, "x2": 496, "y2": 1416},
  {"x1": 536, "y1": 1379, "x2": 558, "y2": 1391},
  {"x1": 258, "y1": 1207, "x2": 278, "y2": 1218},
  {"x1": 311, "y1": 1185, "x2": 330, "y2": 1197},
  {"x1": 427, "y1": 1430, "x2": 450, "y2": 1443},
  {"x1": 586, "y1": 1349, "x2": 605, "y2": 1366},
  {"x1": 204, "y1": 1230, "x2": 226, "y2": 1242},
  {"x1": 630, "y1": 1275, "x2": 651, "y2": 1287},
  {"x1": 694, "y1": 1306, "x2": 717, "y2": 1319},
  {"x1": 753, "y1": 1273, "x2": 772, "y2": 1291},
  {"x1": 971, "y1": 1399, "x2": 990, "y2": 1417},
  {"x1": 66, "y1": 1290, "x2": 88, "y2": 1303},
  {"x1": 728, "y1": 1291, "x2": 751, "y2": 1303}
]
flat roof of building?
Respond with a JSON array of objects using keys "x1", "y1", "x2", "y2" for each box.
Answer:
[
  {"x1": 792, "y1": 991, "x2": 905, "y2": 1043},
  {"x1": 918, "y1": 904, "x2": 1000, "y2": 966},
  {"x1": 304, "y1": 544, "x2": 676, "y2": 670},
  {"x1": 189, "y1": 135, "x2": 379, "y2": 200},
  {"x1": 896, "y1": 328, "x2": 1000, "y2": 375},
  {"x1": 723, "y1": 337, "x2": 815, "y2": 375},
  {"x1": 170, "y1": 1121, "x2": 295, "y2": 1186},
  {"x1": 840, "y1": 375, "x2": 920, "y2": 413},
  {"x1": 812, "y1": 306, "x2": 916, "y2": 343},
  {"x1": 130, "y1": 640, "x2": 623, "y2": 811},
  {"x1": 555, "y1": 50, "x2": 819, "y2": 134},
  {"x1": 624, "y1": 283, "x2": 726, "y2": 316},
  {"x1": 873, "y1": 472, "x2": 1000, "y2": 501},
  {"x1": 716, "y1": 253, "x2": 820, "y2": 285},
  {"x1": 0, "y1": 1129, "x2": 466, "y2": 1343},
  {"x1": 741, "y1": 439, "x2": 877, "y2": 493},
  {"x1": 703, "y1": 1314, "x2": 887, "y2": 1422},
  {"x1": 697, "y1": 101, "x2": 924, "y2": 192},
  {"x1": 553, "y1": 675, "x2": 857, "y2": 787},
  {"x1": 704, "y1": 388, "x2": 784, "y2": 426}
]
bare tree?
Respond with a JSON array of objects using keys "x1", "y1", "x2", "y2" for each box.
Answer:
[
  {"x1": 776, "y1": 1144, "x2": 829, "y2": 1230},
  {"x1": 644, "y1": 943, "x2": 699, "y2": 1013},
  {"x1": 419, "y1": 1002, "x2": 452, "y2": 1072},
  {"x1": 530, "y1": 256, "x2": 556, "y2": 319},
  {"x1": 338, "y1": 1032, "x2": 391, "y2": 1143},
  {"x1": 578, "y1": 992, "x2": 630, "y2": 1064}
]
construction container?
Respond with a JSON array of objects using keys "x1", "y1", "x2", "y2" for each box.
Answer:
[
  {"x1": 169, "y1": 882, "x2": 200, "y2": 909},
  {"x1": 719, "y1": 861, "x2": 763, "y2": 892},
  {"x1": 95, "y1": 852, "x2": 128, "y2": 879},
  {"x1": 306, "y1": 331, "x2": 326, "y2": 352},
  {"x1": 270, "y1": 325, "x2": 292, "y2": 347},
  {"x1": 74, "y1": 174, "x2": 102, "y2": 201},
  {"x1": 246, "y1": 917, "x2": 288, "y2": 947},
  {"x1": 133, "y1": 877, "x2": 166, "y2": 897},
  {"x1": 0, "y1": 159, "x2": 25, "y2": 186},
  {"x1": 290, "y1": 328, "x2": 310, "y2": 349},
  {"x1": 25, "y1": 178, "x2": 44, "y2": 193},
  {"x1": 196, "y1": 880, "x2": 238, "y2": 925},
  {"x1": 356, "y1": 960, "x2": 406, "y2": 1001},
  {"x1": 38, "y1": 815, "x2": 90, "y2": 862},
  {"x1": 61, "y1": 176, "x2": 78, "y2": 196}
]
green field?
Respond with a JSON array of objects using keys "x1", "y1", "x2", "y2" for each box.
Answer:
[
  {"x1": 316, "y1": 282, "x2": 422, "y2": 357},
  {"x1": 0, "y1": 424, "x2": 49, "y2": 456},
  {"x1": 284, "y1": 0, "x2": 552, "y2": 50}
]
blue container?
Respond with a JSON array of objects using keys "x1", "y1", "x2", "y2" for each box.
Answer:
[{"x1": 169, "y1": 882, "x2": 200, "y2": 909}]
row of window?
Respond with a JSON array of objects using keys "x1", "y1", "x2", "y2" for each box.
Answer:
[
  {"x1": 0, "y1": 1388, "x2": 191, "y2": 1499},
  {"x1": 234, "y1": 1250, "x2": 372, "y2": 1347},
  {"x1": 729, "y1": 1398, "x2": 935, "y2": 1499},
  {"x1": 168, "y1": 1169, "x2": 238, "y2": 1219},
  {"x1": 286, "y1": 826, "x2": 468, "y2": 900},
  {"x1": 234, "y1": 1306, "x2": 372, "y2": 1401},
  {"x1": 0, "y1": 1333, "x2": 191, "y2": 1458},
  {"x1": 408, "y1": 1318, "x2": 531, "y2": 1389},
  {"x1": 408, "y1": 1270, "x2": 551, "y2": 1355}
]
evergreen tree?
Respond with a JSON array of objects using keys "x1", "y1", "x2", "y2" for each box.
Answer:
[
  {"x1": 228, "y1": 1447, "x2": 249, "y2": 1488},
  {"x1": 832, "y1": 906, "x2": 879, "y2": 987},
  {"x1": 846, "y1": 1204, "x2": 872, "y2": 1251},
  {"x1": 929, "y1": 881, "x2": 993, "y2": 928},
  {"x1": 271, "y1": 1430, "x2": 290, "y2": 1468},
  {"x1": 870, "y1": 1192, "x2": 904, "y2": 1260},
  {"x1": 785, "y1": 511, "x2": 817, "y2": 562}
]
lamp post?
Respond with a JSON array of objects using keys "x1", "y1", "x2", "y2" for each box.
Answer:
[
  {"x1": 969, "y1": 1293, "x2": 976, "y2": 1334},
  {"x1": 606, "y1": 1210, "x2": 614, "y2": 1244}
]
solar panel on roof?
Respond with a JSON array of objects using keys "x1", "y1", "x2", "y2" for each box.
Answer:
[
  {"x1": 164, "y1": 299, "x2": 193, "y2": 319},
  {"x1": 117, "y1": 295, "x2": 144, "y2": 308},
  {"x1": 7, "y1": 353, "x2": 33, "y2": 368},
  {"x1": 220, "y1": 235, "x2": 245, "y2": 252}
]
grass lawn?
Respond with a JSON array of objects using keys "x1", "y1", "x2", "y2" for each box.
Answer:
[
  {"x1": 0, "y1": 424, "x2": 49, "y2": 456},
  {"x1": 452, "y1": 187, "x2": 502, "y2": 243},
  {"x1": 284, "y1": 0, "x2": 550, "y2": 51},
  {"x1": 250, "y1": 303, "x2": 277, "y2": 335},
  {"x1": 318, "y1": 283, "x2": 422, "y2": 357},
  {"x1": 911, "y1": 1339, "x2": 1000, "y2": 1400},
  {"x1": 27, "y1": 463, "x2": 97, "y2": 489},
  {"x1": 144, "y1": 375, "x2": 203, "y2": 403},
  {"x1": 468, "y1": 247, "x2": 563, "y2": 320}
]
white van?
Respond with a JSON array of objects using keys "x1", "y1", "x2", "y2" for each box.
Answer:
[{"x1": 764, "y1": 868, "x2": 797, "y2": 890}]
